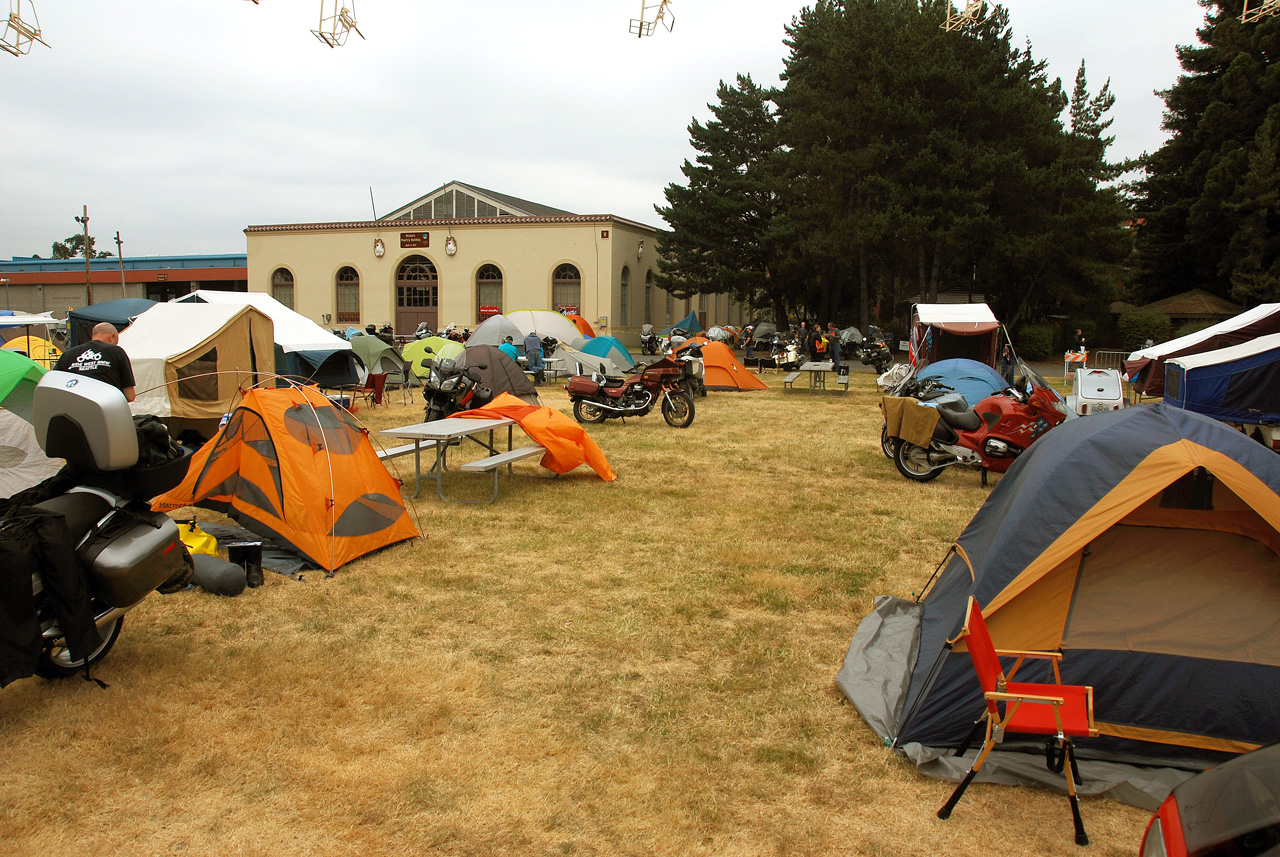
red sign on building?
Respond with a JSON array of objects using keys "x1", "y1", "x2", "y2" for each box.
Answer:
[
  {"x1": 400, "y1": 232, "x2": 429, "y2": 248},
  {"x1": 558, "y1": 305, "x2": 579, "y2": 315},
  {"x1": 479, "y1": 305, "x2": 501, "y2": 320}
]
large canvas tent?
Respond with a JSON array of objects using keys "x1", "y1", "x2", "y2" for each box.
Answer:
[
  {"x1": 1164, "y1": 331, "x2": 1280, "y2": 424},
  {"x1": 153, "y1": 385, "x2": 419, "y2": 571},
  {"x1": 66, "y1": 298, "x2": 157, "y2": 347},
  {"x1": 837, "y1": 404, "x2": 1280, "y2": 808},
  {"x1": 120, "y1": 303, "x2": 274, "y2": 438},
  {"x1": 909, "y1": 303, "x2": 1000, "y2": 367},
  {"x1": 1125, "y1": 303, "x2": 1280, "y2": 398},
  {"x1": 175, "y1": 290, "x2": 359, "y2": 387}
]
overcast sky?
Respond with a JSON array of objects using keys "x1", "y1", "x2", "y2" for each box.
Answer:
[{"x1": 1, "y1": 1, "x2": 1208, "y2": 261}]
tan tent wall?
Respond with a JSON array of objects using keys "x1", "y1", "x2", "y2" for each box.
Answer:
[{"x1": 163, "y1": 306, "x2": 274, "y2": 420}]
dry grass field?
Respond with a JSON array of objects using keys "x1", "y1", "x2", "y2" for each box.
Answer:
[{"x1": 0, "y1": 368, "x2": 1150, "y2": 856}]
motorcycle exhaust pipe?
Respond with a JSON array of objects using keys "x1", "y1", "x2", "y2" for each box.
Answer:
[{"x1": 579, "y1": 391, "x2": 654, "y2": 413}]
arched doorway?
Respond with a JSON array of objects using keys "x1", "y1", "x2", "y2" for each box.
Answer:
[{"x1": 396, "y1": 255, "x2": 438, "y2": 335}]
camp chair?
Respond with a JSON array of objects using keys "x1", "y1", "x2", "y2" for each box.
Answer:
[
  {"x1": 937, "y1": 596, "x2": 1098, "y2": 846},
  {"x1": 354, "y1": 372, "x2": 387, "y2": 408}
]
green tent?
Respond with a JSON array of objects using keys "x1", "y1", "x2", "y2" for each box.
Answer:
[
  {"x1": 403, "y1": 337, "x2": 464, "y2": 378},
  {"x1": 0, "y1": 349, "x2": 47, "y2": 422}
]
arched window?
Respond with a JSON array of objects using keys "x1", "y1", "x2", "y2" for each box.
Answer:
[
  {"x1": 620, "y1": 266, "x2": 630, "y2": 327},
  {"x1": 476, "y1": 263, "x2": 503, "y2": 322},
  {"x1": 553, "y1": 263, "x2": 581, "y2": 313},
  {"x1": 644, "y1": 271, "x2": 653, "y2": 324},
  {"x1": 335, "y1": 266, "x2": 360, "y2": 323},
  {"x1": 271, "y1": 268, "x2": 295, "y2": 310}
]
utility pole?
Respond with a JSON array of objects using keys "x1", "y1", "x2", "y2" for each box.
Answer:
[
  {"x1": 115, "y1": 231, "x2": 126, "y2": 298},
  {"x1": 74, "y1": 205, "x2": 93, "y2": 305}
]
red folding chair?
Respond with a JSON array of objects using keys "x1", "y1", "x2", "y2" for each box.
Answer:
[
  {"x1": 937, "y1": 596, "x2": 1099, "y2": 846},
  {"x1": 354, "y1": 372, "x2": 387, "y2": 408}
]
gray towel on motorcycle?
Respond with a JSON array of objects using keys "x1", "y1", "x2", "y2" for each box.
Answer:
[
  {"x1": 0, "y1": 508, "x2": 103, "y2": 687},
  {"x1": 881, "y1": 396, "x2": 940, "y2": 449}
]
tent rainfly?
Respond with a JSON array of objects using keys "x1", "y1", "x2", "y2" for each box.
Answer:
[
  {"x1": 837, "y1": 403, "x2": 1280, "y2": 809},
  {"x1": 66, "y1": 298, "x2": 157, "y2": 348},
  {"x1": 153, "y1": 385, "x2": 419, "y2": 571},
  {"x1": 1125, "y1": 303, "x2": 1280, "y2": 398},
  {"x1": 1164, "y1": 331, "x2": 1280, "y2": 425}
]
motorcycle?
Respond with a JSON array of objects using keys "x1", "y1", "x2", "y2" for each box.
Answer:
[
  {"x1": 858, "y1": 330, "x2": 894, "y2": 375},
  {"x1": 7, "y1": 371, "x2": 195, "y2": 681},
  {"x1": 564, "y1": 355, "x2": 696, "y2": 428},
  {"x1": 675, "y1": 342, "x2": 706, "y2": 398},
  {"x1": 879, "y1": 376, "x2": 953, "y2": 459},
  {"x1": 422, "y1": 355, "x2": 493, "y2": 422},
  {"x1": 414, "y1": 322, "x2": 434, "y2": 340},
  {"x1": 639, "y1": 324, "x2": 658, "y2": 356},
  {"x1": 890, "y1": 369, "x2": 1069, "y2": 484}
]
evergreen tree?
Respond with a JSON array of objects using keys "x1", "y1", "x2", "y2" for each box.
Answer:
[
  {"x1": 654, "y1": 75, "x2": 784, "y2": 322},
  {"x1": 1133, "y1": 1, "x2": 1280, "y2": 304}
]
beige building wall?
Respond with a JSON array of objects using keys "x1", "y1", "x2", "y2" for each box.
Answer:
[{"x1": 246, "y1": 216, "x2": 745, "y2": 346}]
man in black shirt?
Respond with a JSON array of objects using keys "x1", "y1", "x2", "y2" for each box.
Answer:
[{"x1": 55, "y1": 322, "x2": 136, "y2": 402}]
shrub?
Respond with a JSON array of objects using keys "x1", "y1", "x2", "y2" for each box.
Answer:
[
  {"x1": 1175, "y1": 319, "x2": 1214, "y2": 339},
  {"x1": 1014, "y1": 325, "x2": 1056, "y2": 361},
  {"x1": 1117, "y1": 309, "x2": 1172, "y2": 351}
]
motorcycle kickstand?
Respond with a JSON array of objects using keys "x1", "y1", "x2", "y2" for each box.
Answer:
[{"x1": 981, "y1": 468, "x2": 989, "y2": 488}]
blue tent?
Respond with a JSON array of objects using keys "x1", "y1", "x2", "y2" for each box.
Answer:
[
  {"x1": 918, "y1": 358, "x2": 1008, "y2": 406},
  {"x1": 580, "y1": 335, "x2": 635, "y2": 369},
  {"x1": 1164, "y1": 332, "x2": 1280, "y2": 425},
  {"x1": 661, "y1": 310, "x2": 702, "y2": 336},
  {"x1": 67, "y1": 298, "x2": 157, "y2": 347}
]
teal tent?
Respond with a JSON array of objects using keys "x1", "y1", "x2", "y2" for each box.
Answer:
[
  {"x1": 661, "y1": 311, "x2": 702, "y2": 335},
  {"x1": 581, "y1": 336, "x2": 634, "y2": 370}
]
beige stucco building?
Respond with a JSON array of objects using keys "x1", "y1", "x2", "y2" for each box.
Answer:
[{"x1": 244, "y1": 181, "x2": 747, "y2": 346}]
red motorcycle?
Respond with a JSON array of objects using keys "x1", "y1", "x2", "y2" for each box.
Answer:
[
  {"x1": 564, "y1": 356, "x2": 696, "y2": 428},
  {"x1": 891, "y1": 371, "x2": 1069, "y2": 483}
]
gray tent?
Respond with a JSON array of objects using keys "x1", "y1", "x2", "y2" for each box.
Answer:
[
  {"x1": 468, "y1": 314, "x2": 526, "y2": 349},
  {"x1": 456, "y1": 345, "x2": 539, "y2": 405}
]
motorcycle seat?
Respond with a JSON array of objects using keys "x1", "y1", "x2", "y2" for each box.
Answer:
[
  {"x1": 934, "y1": 393, "x2": 982, "y2": 431},
  {"x1": 34, "y1": 491, "x2": 114, "y2": 546}
]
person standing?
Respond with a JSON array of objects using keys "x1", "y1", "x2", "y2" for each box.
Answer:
[
  {"x1": 55, "y1": 322, "x2": 136, "y2": 402},
  {"x1": 1074, "y1": 328, "x2": 1087, "y2": 353},
  {"x1": 523, "y1": 331, "x2": 544, "y2": 385},
  {"x1": 999, "y1": 343, "x2": 1015, "y2": 384},
  {"x1": 743, "y1": 326, "x2": 755, "y2": 367},
  {"x1": 827, "y1": 322, "x2": 842, "y2": 374}
]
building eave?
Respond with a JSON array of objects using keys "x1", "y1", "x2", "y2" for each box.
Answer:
[{"x1": 244, "y1": 214, "x2": 660, "y2": 235}]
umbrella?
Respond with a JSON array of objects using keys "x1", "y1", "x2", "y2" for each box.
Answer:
[{"x1": 0, "y1": 349, "x2": 48, "y2": 423}]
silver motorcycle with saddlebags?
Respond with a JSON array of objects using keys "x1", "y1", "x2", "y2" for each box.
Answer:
[{"x1": 1, "y1": 372, "x2": 194, "y2": 685}]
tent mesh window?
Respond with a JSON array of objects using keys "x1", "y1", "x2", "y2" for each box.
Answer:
[
  {"x1": 476, "y1": 264, "x2": 502, "y2": 322},
  {"x1": 271, "y1": 268, "x2": 295, "y2": 310},
  {"x1": 177, "y1": 348, "x2": 219, "y2": 401},
  {"x1": 336, "y1": 266, "x2": 360, "y2": 324},
  {"x1": 553, "y1": 263, "x2": 581, "y2": 313}
]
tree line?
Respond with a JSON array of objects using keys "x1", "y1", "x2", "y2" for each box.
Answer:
[{"x1": 656, "y1": 0, "x2": 1280, "y2": 337}]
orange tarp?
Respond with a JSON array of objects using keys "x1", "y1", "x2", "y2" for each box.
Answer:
[
  {"x1": 454, "y1": 393, "x2": 617, "y2": 481},
  {"x1": 153, "y1": 385, "x2": 419, "y2": 571}
]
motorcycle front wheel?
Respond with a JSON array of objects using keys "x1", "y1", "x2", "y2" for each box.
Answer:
[
  {"x1": 894, "y1": 440, "x2": 943, "y2": 482},
  {"x1": 662, "y1": 390, "x2": 695, "y2": 428},
  {"x1": 35, "y1": 614, "x2": 123, "y2": 678},
  {"x1": 573, "y1": 399, "x2": 607, "y2": 424}
]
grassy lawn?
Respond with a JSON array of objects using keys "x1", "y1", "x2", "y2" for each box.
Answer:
[{"x1": 0, "y1": 370, "x2": 1149, "y2": 856}]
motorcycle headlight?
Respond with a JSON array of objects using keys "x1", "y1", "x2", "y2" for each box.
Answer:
[{"x1": 440, "y1": 377, "x2": 459, "y2": 392}]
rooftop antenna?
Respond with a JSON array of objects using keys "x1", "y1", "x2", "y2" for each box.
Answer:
[
  {"x1": 1242, "y1": 0, "x2": 1280, "y2": 23},
  {"x1": 2, "y1": 0, "x2": 50, "y2": 57},
  {"x1": 312, "y1": 0, "x2": 363, "y2": 48},
  {"x1": 942, "y1": 0, "x2": 989, "y2": 32},
  {"x1": 370, "y1": 187, "x2": 385, "y2": 258},
  {"x1": 629, "y1": 0, "x2": 674, "y2": 39}
]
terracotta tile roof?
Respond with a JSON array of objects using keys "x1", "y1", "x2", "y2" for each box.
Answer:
[{"x1": 1143, "y1": 288, "x2": 1241, "y2": 318}]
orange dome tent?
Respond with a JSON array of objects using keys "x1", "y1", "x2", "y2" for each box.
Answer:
[
  {"x1": 564, "y1": 313, "x2": 596, "y2": 338},
  {"x1": 153, "y1": 385, "x2": 419, "y2": 571},
  {"x1": 680, "y1": 340, "x2": 767, "y2": 391}
]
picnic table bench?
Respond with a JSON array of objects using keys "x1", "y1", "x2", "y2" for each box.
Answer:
[
  {"x1": 458, "y1": 444, "x2": 552, "y2": 504},
  {"x1": 782, "y1": 371, "x2": 802, "y2": 391}
]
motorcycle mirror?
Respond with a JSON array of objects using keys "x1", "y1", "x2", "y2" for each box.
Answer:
[
  {"x1": 599, "y1": 363, "x2": 607, "y2": 376},
  {"x1": 474, "y1": 363, "x2": 488, "y2": 371},
  {"x1": 421, "y1": 347, "x2": 435, "y2": 354}
]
